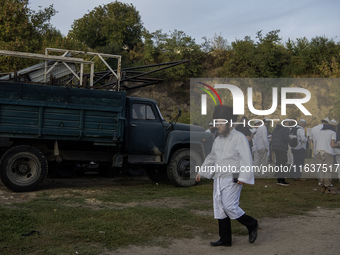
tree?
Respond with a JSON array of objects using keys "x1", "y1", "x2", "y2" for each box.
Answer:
[
  {"x1": 255, "y1": 30, "x2": 290, "y2": 77},
  {"x1": 157, "y1": 29, "x2": 203, "y2": 82},
  {"x1": 285, "y1": 36, "x2": 340, "y2": 77},
  {"x1": 222, "y1": 36, "x2": 257, "y2": 77},
  {"x1": 0, "y1": 0, "x2": 60, "y2": 72},
  {"x1": 318, "y1": 54, "x2": 340, "y2": 78},
  {"x1": 125, "y1": 29, "x2": 203, "y2": 82},
  {"x1": 202, "y1": 33, "x2": 229, "y2": 67},
  {"x1": 69, "y1": 1, "x2": 143, "y2": 52},
  {"x1": 222, "y1": 30, "x2": 290, "y2": 78},
  {"x1": 0, "y1": 0, "x2": 58, "y2": 51}
]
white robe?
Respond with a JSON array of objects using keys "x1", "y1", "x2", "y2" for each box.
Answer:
[{"x1": 198, "y1": 129, "x2": 254, "y2": 219}]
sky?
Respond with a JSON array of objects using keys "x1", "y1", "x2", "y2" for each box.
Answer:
[{"x1": 28, "y1": 0, "x2": 340, "y2": 45}]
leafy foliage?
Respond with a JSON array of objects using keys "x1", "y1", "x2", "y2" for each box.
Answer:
[
  {"x1": 69, "y1": 1, "x2": 143, "y2": 52},
  {"x1": 0, "y1": 1, "x2": 61, "y2": 51},
  {"x1": 125, "y1": 29, "x2": 204, "y2": 83},
  {"x1": 2, "y1": 1, "x2": 339, "y2": 81},
  {"x1": 0, "y1": 0, "x2": 62, "y2": 72},
  {"x1": 286, "y1": 36, "x2": 340, "y2": 76}
]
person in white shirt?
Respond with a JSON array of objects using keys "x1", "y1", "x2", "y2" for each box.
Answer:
[
  {"x1": 291, "y1": 119, "x2": 308, "y2": 180},
  {"x1": 314, "y1": 119, "x2": 339, "y2": 194},
  {"x1": 252, "y1": 119, "x2": 270, "y2": 170},
  {"x1": 309, "y1": 117, "x2": 330, "y2": 185},
  {"x1": 196, "y1": 105, "x2": 258, "y2": 247},
  {"x1": 309, "y1": 117, "x2": 330, "y2": 155},
  {"x1": 205, "y1": 122, "x2": 213, "y2": 133}
]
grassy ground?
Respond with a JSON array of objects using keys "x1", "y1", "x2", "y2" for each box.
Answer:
[{"x1": 1, "y1": 176, "x2": 339, "y2": 255}]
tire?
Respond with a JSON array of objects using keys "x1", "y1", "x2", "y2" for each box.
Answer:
[
  {"x1": 145, "y1": 167, "x2": 169, "y2": 182},
  {"x1": 0, "y1": 145, "x2": 48, "y2": 192},
  {"x1": 167, "y1": 148, "x2": 202, "y2": 187}
]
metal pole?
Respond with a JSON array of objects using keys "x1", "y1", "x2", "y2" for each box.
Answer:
[
  {"x1": 80, "y1": 63, "x2": 83, "y2": 86},
  {"x1": 90, "y1": 63, "x2": 94, "y2": 87},
  {"x1": 117, "y1": 56, "x2": 121, "y2": 91}
]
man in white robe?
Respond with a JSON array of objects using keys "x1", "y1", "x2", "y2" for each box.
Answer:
[{"x1": 196, "y1": 105, "x2": 258, "y2": 247}]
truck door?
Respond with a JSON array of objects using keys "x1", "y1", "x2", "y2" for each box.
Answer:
[{"x1": 128, "y1": 102, "x2": 165, "y2": 157}]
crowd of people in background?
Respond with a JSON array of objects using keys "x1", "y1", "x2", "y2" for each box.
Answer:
[{"x1": 205, "y1": 115, "x2": 340, "y2": 194}]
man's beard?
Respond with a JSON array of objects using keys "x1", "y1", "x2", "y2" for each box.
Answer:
[{"x1": 218, "y1": 125, "x2": 230, "y2": 137}]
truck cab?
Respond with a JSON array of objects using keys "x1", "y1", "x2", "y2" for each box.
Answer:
[
  {"x1": 124, "y1": 96, "x2": 213, "y2": 187},
  {"x1": 125, "y1": 97, "x2": 167, "y2": 160}
]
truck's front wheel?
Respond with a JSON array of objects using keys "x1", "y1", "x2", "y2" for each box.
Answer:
[
  {"x1": 0, "y1": 145, "x2": 48, "y2": 192},
  {"x1": 167, "y1": 148, "x2": 202, "y2": 187}
]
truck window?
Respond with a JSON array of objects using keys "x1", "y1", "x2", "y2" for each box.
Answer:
[{"x1": 132, "y1": 103, "x2": 156, "y2": 120}]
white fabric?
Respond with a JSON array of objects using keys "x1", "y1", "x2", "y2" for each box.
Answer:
[
  {"x1": 199, "y1": 129, "x2": 254, "y2": 183},
  {"x1": 292, "y1": 125, "x2": 308, "y2": 150},
  {"x1": 252, "y1": 125, "x2": 269, "y2": 152},
  {"x1": 310, "y1": 124, "x2": 323, "y2": 154},
  {"x1": 253, "y1": 148, "x2": 268, "y2": 167},
  {"x1": 287, "y1": 145, "x2": 294, "y2": 165},
  {"x1": 198, "y1": 128, "x2": 254, "y2": 219},
  {"x1": 213, "y1": 177, "x2": 244, "y2": 219},
  {"x1": 314, "y1": 129, "x2": 336, "y2": 155},
  {"x1": 334, "y1": 147, "x2": 340, "y2": 155}
]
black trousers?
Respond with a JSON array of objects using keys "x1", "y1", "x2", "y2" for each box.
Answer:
[
  {"x1": 218, "y1": 217, "x2": 232, "y2": 244},
  {"x1": 274, "y1": 149, "x2": 287, "y2": 182},
  {"x1": 218, "y1": 214, "x2": 257, "y2": 244},
  {"x1": 291, "y1": 148, "x2": 306, "y2": 178}
]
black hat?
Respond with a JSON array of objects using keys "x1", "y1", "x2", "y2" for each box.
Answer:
[{"x1": 213, "y1": 105, "x2": 237, "y2": 122}]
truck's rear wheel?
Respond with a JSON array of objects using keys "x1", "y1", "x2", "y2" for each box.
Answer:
[
  {"x1": 167, "y1": 148, "x2": 202, "y2": 187},
  {"x1": 0, "y1": 145, "x2": 48, "y2": 192}
]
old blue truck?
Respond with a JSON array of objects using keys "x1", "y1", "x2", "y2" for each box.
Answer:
[{"x1": 0, "y1": 81, "x2": 213, "y2": 192}]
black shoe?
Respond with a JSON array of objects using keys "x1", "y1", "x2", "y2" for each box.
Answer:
[
  {"x1": 249, "y1": 221, "x2": 258, "y2": 243},
  {"x1": 276, "y1": 181, "x2": 290, "y2": 186},
  {"x1": 280, "y1": 181, "x2": 290, "y2": 186},
  {"x1": 210, "y1": 240, "x2": 232, "y2": 247}
]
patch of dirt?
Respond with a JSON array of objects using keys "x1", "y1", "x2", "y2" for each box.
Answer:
[
  {"x1": 62, "y1": 197, "x2": 191, "y2": 211},
  {"x1": 139, "y1": 197, "x2": 190, "y2": 209},
  {"x1": 113, "y1": 207, "x2": 340, "y2": 255},
  {"x1": 0, "y1": 177, "x2": 107, "y2": 205},
  {"x1": 0, "y1": 188, "x2": 37, "y2": 205},
  {"x1": 0, "y1": 176, "x2": 150, "y2": 205},
  {"x1": 0, "y1": 177, "x2": 195, "y2": 211}
]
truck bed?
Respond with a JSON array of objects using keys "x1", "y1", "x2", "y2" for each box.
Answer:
[{"x1": 0, "y1": 82, "x2": 126, "y2": 145}]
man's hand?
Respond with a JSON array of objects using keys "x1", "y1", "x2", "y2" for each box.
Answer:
[
  {"x1": 196, "y1": 174, "x2": 201, "y2": 182},
  {"x1": 237, "y1": 180, "x2": 244, "y2": 185}
]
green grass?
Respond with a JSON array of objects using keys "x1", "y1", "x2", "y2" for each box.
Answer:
[{"x1": 1, "y1": 177, "x2": 339, "y2": 254}]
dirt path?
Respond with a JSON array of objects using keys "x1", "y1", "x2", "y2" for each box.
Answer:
[{"x1": 114, "y1": 208, "x2": 340, "y2": 255}]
